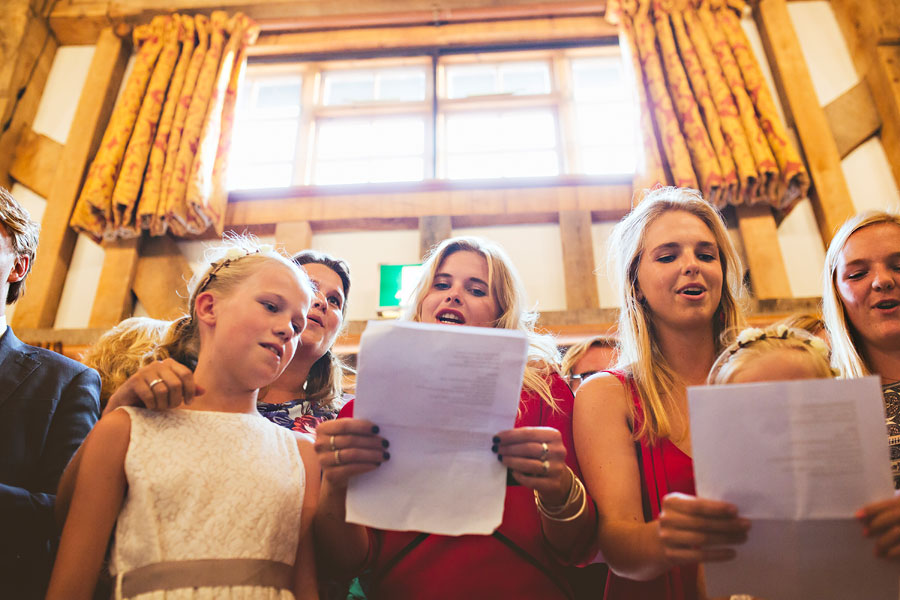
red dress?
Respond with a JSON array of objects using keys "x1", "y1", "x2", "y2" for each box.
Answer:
[
  {"x1": 339, "y1": 373, "x2": 597, "y2": 600},
  {"x1": 603, "y1": 370, "x2": 698, "y2": 600}
]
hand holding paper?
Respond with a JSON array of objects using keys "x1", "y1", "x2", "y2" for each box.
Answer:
[{"x1": 346, "y1": 320, "x2": 528, "y2": 536}]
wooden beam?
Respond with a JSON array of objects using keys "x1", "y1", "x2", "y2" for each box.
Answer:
[
  {"x1": 0, "y1": 1, "x2": 51, "y2": 129},
  {"x1": 558, "y1": 209, "x2": 599, "y2": 309},
  {"x1": 226, "y1": 182, "x2": 634, "y2": 226},
  {"x1": 830, "y1": 0, "x2": 900, "y2": 191},
  {"x1": 735, "y1": 203, "x2": 792, "y2": 299},
  {"x1": 253, "y1": 16, "x2": 615, "y2": 57},
  {"x1": 274, "y1": 220, "x2": 313, "y2": 255},
  {"x1": 418, "y1": 215, "x2": 452, "y2": 260},
  {"x1": 824, "y1": 79, "x2": 881, "y2": 158},
  {"x1": 89, "y1": 237, "x2": 140, "y2": 328},
  {"x1": 48, "y1": 0, "x2": 607, "y2": 45},
  {"x1": 0, "y1": 16, "x2": 56, "y2": 190},
  {"x1": 9, "y1": 129, "x2": 63, "y2": 197},
  {"x1": 133, "y1": 235, "x2": 191, "y2": 320},
  {"x1": 11, "y1": 28, "x2": 130, "y2": 329},
  {"x1": 754, "y1": 0, "x2": 856, "y2": 244}
]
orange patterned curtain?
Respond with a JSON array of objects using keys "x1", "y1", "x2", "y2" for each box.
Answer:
[
  {"x1": 610, "y1": 0, "x2": 808, "y2": 209},
  {"x1": 70, "y1": 11, "x2": 259, "y2": 241}
]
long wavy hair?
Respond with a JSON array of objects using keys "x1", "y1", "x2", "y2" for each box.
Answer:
[
  {"x1": 404, "y1": 236, "x2": 562, "y2": 409},
  {"x1": 609, "y1": 187, "x2": 746, "y2": 443},
  {"x1": 822, "y1": 211, "x2": 900, "y2": 378},
  {"x1": 291, "y1": 250, "x2": 352, "y2": 409}
]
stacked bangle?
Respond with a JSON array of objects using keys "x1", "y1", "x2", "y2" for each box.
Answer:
[{"x1": 534, "y1": 467, "x2": 587, "y2": 522}]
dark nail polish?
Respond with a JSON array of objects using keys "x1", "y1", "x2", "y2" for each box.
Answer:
[
  {"x1": 372, "y1": 425, "x2": 380, "y2": 434},
  {"x1": 492, "y1": 436, "x2": 500, "y2": 444},
  {"x1": 383, "y1": 451, "x2": 391, "y2": 460},
  {"x1": 381, "y1": 439, "x2": 390, "y2": 448},
  {"x1": 491, "y1": 444, "x2": 498, "y2": 453},
  {"x1": 497, "y1": 454, "x2": 503, "y2": 462}
]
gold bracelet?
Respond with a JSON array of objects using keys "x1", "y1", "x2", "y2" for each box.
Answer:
[
  {"x1": 535, "y1": 467, "x2": 585, "y2": 519},
  {"x1": 536, "y1": 476, "x2": 587, "y2": 523}
]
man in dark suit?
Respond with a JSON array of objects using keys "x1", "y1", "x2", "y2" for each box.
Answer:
[{"x1": 0, "y1": 187, "x2": 100, "y2": 599}]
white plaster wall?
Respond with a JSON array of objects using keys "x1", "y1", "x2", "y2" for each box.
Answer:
[
  {"x1": 310, "y1": 229, "x2": 421, "y2": 322},
  {"x1": 451, "y1": 223, "x2": 568, "y2": 313}
]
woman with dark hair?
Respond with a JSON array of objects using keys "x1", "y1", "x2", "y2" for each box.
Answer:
[{"x1": 257, "y1": 250, "x2": 353, "y2": 439}]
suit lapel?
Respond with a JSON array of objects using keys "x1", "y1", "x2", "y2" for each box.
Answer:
[{"x1": 0, "y1": 327, "x2": 40, "y2": 412}]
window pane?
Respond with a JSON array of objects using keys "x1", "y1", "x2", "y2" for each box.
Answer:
[
  {"x1": 323, "y1": 66, "x2": 427, "y2": 105},
  {"x1": 231, "y1": 118, "x2": 299, "y2": 164},
  {"x1": 318, "y1": 116, "x2": 425, "y2": 160},
  {"x1": 254, "y1": 79, "x2": 302, "y2": 115},
  {"x1": 447, "y1": 150, "x2": 558, "y2": 179},
  {"x1": 579, "y1": 145, "x2": 637, "y2": 175},
  {"x1": 314, "y1": 157, "x2": 424, "y2": 185},
  {"x1": 499, "y1": 61, "x2": 551, "y2": 95},
  {"x1": 446, "y1": 65, "x2": 496, "y2": 99},
  {"x1": 323, "y1": 72, "x2": 376, "y2": 105},
  {"x1": 370, "y1": 157, "x2": 425, "y2": 182},
  {"x1": 446, "y1": 110, "x2": 556, "y2": 154},
  {"x1": 378, "y1": 69, "x2": 427, "y2": 102},
  {"x1": 574, "y1": 102, "x2": 637, "y2": 145},
  {"x1": 228, "y1": 163, "x2": 294, "y2": 190},
  {"x1": 571, "y1": 57, "x2": 628, "y2": 102}
]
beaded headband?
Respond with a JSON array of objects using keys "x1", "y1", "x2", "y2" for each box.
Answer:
[{"x1": 195, "y1": 244, "x2": 275, "y2": 295}]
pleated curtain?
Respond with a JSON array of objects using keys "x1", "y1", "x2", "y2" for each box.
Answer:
[
  {"x1": 609, "y1": 0, "x2": 809, "y2": 209},
  {"x1": 70, "y1": 11, "x2": 259, "y2": 241}
]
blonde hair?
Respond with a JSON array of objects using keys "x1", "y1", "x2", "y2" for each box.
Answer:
[
  {"x1": 776, "y1": 312, "x2": 826, "y2": 338},
  {"x1": 404, "y1": 236, "x2": 562, "y2": 408},
  {"x1": 81, "y1": 317, "x2": 170, "y2": 409},
  {"x1": 708, "y1": 325, "x2": 836, "y2": 385},
  {"x1": 155, "y1": 237, "x2": 312, "y2": 369},
  {"x1": 822, "y1": 211, "x2": 900, "y2": 378},
  {"x1": 561, "y1": 335, "x2": 617, "y2": 377},
  {"x1": 609, "y1": 186, "x2": 746, "y2": 443}
]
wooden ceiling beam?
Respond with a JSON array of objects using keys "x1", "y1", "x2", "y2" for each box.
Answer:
[{"x1": 49, "y1": 0, "x2": 606, "y2": 45}]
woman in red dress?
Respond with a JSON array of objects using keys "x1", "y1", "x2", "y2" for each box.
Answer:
[
  {"x1": 574, "y1": 187, "x2": 751, "y2": 599},
  {"x1": 314, "y1": 236, "x2": 598, "y2": 599}
]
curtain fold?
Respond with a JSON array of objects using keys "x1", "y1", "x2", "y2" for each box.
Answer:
[
  {"x1": 609, "y1": 0, "x2": 809, "y2": 209},
  {"x1": 70, "y1": 11, "x2": 258, "y2": 241}
]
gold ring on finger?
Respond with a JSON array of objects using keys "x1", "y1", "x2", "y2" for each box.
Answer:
[
  {"x1": 541, "y1": 460, "x2": 550, "y2": 475},
  {"x1": 334, "y1": 449, "x2": 342, "y2": 466},
  {"x1": 540, "y1": 442, "x2": 549, "y2": 460},
  {"x1": 148, "y1": 378, "x2": 165, "y2": 389},
  {"x1": 330, "y1": 435, "x2": 337, "y2": 451}
]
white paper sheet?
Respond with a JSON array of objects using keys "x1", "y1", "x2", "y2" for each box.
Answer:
[
  {"x1": 345, "y1": 320, "x2": 528, "y2": 536},
  {"x1": 689, "y1": 376, "x2": 898, "y2": 600}
]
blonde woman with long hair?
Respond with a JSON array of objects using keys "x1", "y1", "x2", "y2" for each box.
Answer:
[
  {"x1": 574, "y1": 187, "x2": 750, "y2": 599},
  {"x1": 822, "y1": 210, "x2": 900, "y2": 561},
  {"x1": 314, "y1": 236, "x2": 598, "y2": 599}
]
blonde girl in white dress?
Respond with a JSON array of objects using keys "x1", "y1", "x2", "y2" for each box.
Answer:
[{"x1": 46, "y1": 240, "x2": 321, "y2": 600}]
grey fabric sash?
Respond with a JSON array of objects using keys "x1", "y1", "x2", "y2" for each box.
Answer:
[{"x1": 119, "y1": 558, "x2": 292, "y2": 598}]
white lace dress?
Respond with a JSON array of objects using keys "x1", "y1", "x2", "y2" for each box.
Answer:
[{"x1": 110, "y1": 407, "x2": 305, "y2": 600}]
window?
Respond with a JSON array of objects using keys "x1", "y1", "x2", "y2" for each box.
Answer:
[{"x1": 228, "y1": 45, "x2": 638, "y2": 190}]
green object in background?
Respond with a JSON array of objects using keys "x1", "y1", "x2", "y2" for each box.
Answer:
[{"x1": 379, "y1": 264, "x2": 423, "y2": 308}]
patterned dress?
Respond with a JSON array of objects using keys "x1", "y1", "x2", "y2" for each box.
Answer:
[
  {"x1": 257, "y1": 393, "x2": 351, "y2": 441},
  {"x1": 882, "y1": 381, "x2": 900, "y2": 489}
]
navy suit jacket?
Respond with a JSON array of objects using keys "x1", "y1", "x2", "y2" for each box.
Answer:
[{"x1": 0, "y1": 326, "x2": 100, "y2": 599}]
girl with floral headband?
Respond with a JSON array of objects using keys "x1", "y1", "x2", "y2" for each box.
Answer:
[
  {"x1": 707, "y1": 324, "x2": 836, "y2": 385},
  {"x1": 47, "y1": 240, "x2": 321, "y2": 600}
]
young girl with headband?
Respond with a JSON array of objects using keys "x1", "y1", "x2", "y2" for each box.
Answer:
[
  {"x1": 708, "y1": 324, "x2": 836, "y2": 385},
  {"x1": 46, "y1": 240, "x2": 321, "y2": 600}
]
